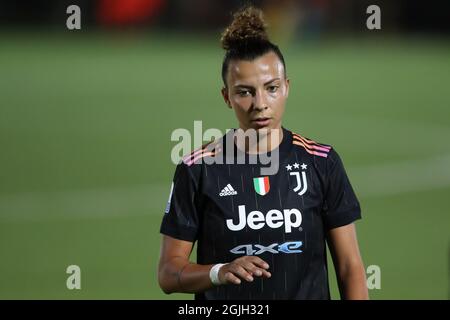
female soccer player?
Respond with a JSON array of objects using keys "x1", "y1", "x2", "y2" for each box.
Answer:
[{"x1": 158, "y1": 6, "x2": 368, "y2": 300}]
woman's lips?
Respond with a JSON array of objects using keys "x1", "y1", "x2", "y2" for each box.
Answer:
[{"x1": 252, "y1": 117, "x2": 271, "y2": 127}]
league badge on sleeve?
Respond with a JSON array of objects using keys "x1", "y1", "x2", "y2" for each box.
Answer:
[
  {"x1": 253, "y1": 176, "x2": 270, "y2": 196},
  {"x1": 164, "y1": 182, "x2": 174, "y2": 214}
]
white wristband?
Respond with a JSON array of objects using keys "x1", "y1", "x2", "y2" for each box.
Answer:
[{"x1": 209, "y1": 263, "x2": 226, "y2": 286}]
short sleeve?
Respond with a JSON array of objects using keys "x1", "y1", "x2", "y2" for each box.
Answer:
[
  {"x1": 322, "y1": 148, "x2": 361, "y2": 230},
  {"x1": 160, "y1": 162, "x2": 200, "y2": 242}
]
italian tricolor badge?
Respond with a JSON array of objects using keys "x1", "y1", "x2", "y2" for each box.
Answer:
[{"x1": 253, "y1": 177, "x2": 270, "y2": 196}]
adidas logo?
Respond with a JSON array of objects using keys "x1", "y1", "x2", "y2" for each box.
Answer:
[{"x1": 219, "y1": 184, "x2": 238, "y2": 197}]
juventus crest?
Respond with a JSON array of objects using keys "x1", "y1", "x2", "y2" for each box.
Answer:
[{"x1": 286, "y1": 162, "x2": 308, "y2": 196}]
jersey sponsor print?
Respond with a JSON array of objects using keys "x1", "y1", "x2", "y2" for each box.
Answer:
[{"x1": 161, "y1": 127, "x2": 361, "y2": 299}]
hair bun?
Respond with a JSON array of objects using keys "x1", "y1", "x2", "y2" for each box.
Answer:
[{"x1": 221, "y1": 6, "x2": 269, "y2": 50}]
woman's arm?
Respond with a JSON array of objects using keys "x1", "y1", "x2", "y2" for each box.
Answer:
[
  {"x1": 158, "y1": 235, "x2": 211, "y2": 294},
  {"x1": 158, "y1": 235, "x2": 271, "y2": 294},
  {"x1": 327, "y1": 223, "x2": 369, "y2": 300}
]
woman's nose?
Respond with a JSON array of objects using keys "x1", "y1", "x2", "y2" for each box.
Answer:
[{"x1": 253, "y1": 91, "x2": 268, "y2": 111}]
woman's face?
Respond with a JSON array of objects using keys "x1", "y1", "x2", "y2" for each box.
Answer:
[{"x1": 222, "y1": 51, "x2": 289, "y2": 132}]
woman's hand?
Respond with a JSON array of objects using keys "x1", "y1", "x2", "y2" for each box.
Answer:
[{"x1": 218, "y1": 256, "x2": 271, "y2": 284}]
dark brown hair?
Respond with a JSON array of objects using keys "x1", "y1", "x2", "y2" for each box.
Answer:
[{"x1": 221, "y1": 6, "x2": 287, "y2": 86}]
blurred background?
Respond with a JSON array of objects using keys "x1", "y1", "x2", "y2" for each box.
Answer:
[{"x1": 0, "y1": 0, "x2": 449, "y2": 299}]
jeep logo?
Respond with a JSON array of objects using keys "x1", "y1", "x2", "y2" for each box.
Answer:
[{"x1": 226, "y1": 205, "x2": 302, "y2": 233}]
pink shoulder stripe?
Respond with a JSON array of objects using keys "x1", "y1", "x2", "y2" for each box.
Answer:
[
  {"x1": 293, "y1": 141, "x2": 329, "y2": 158},
  {"x1": 291, "y1": 132, "x2": 331, "y2": 158}
]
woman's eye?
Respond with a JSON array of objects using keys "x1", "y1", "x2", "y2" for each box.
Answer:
[{"x1": 268, "y1": 86, "x2": 279, "y2": 93}]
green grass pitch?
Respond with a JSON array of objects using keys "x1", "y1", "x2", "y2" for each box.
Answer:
[{"x1": 0, "y1": 32, "x2": 449, "y2": 299}]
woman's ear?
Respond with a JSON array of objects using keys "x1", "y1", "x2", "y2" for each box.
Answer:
[
  {"x1": 285, "y1": 78, "x2": 290, "y2": 98},
  {"x1": 221, "y1": 87, "x2": 232, "y2": 109}
]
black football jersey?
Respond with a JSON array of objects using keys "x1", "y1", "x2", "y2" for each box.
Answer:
[{"x1": 160, "y1": 127, "x2": 361, "y2": 300}]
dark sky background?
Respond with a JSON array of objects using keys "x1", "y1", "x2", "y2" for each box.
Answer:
[{"x1": 0, "y1": 0, "x2": 449, "y2": 34}]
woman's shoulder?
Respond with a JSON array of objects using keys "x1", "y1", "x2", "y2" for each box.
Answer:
[
  {"x1": 180, "y1": 137, "x2": 224, "y2": 168},
  {"x1": 289, "y1": 129, "x2": 334, "y2": 160},
  {"x1": 288, "y1": 130, "x2": 353, "y2": 177}
]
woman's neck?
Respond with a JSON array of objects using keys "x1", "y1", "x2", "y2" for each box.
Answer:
[{"x1": 234, "y1": 127, "x2": 284, "y2": 155}]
